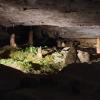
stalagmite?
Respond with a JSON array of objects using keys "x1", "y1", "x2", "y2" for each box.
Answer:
[
  {"x1": 10, "y1": 33, "x2": 17, "y2": 48},
  {"x1": 37, "y1": 47, "x2": 42, "y2": 59},
  {"x1": 57, "y1": 40, "x2": 62, "y2": 48},
  {"x1": 61, "y1": 42, "x2": 66, "y2": 47},
  {"x1": 96, "y1": 36, "x2": 100, "y2": 54},
  {"x1": 28, "y1": 29, "x2": 33, "y2": 45}
]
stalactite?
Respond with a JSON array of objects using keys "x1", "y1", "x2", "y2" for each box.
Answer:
[
  {"x1": 10, "y1": 33, "x2": 17, "y2": 48},
  {"x1": 37, "y1": 46, "x2": 42, "y2": 59}
]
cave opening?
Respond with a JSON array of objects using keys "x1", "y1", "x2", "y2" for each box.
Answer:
[
  {"x1": 0, "y1": 25, "x2": 63, "y2": 48},
  {"x1": 0, "y1": 24, "x2": 98, "y2": 55}
]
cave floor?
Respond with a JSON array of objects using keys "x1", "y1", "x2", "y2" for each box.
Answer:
[{"x1": 2, "y1": 86, "x2": 100, "y2": 100}]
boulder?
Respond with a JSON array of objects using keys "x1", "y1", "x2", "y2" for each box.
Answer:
[{"x1": 77, "y1": 50, "x2": 90, "y2": 63}]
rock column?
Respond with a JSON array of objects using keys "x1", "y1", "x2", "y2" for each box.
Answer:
[
  {"x1": 10, "y1": 33, "x2": 17, "y2": 48},
  {"x1": 96, "y1": 36, "x2": 100, "y2": 54},
  {"x1": 28, "y1": 30, "x2": 33, "y2": 45}
]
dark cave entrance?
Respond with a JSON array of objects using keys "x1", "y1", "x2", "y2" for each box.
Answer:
[
  {"x1": 0, "y1": 25, "x2": 62, "y2": 48},
  {"x1": 0, "y1": 25, "x2": 99, "y2": 54},
  {"x1": 0, "y1": 24, "x2": 99, "y2": 64}
]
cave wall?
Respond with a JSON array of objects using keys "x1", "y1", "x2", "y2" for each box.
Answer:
[
  {"x1": 0, "y1": 0, "x2": 100, "y2": 47},
  {"x1": 75, "y1": 38, "x2": 96, "y2": 48}
]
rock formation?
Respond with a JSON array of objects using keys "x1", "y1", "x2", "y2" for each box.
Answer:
[{"x1": 77, "y1": 50, "x2": 90, "y2": 63}]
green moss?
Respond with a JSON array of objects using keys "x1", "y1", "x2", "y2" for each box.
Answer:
[
  {"x1": 0, "y1": 46, "x2": 67, "y2": 74},
  {"x1": 24, "y1": 46, "x2": 38, "y2": 54}
]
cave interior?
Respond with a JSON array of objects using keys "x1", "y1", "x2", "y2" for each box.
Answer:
[{"x1": 1, "y1": 0, "x2": 100, "y2": 99}]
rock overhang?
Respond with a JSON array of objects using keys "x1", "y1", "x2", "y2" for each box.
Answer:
[{"x1": 0, "y1": 0, "x2": 100, "y2": 38}]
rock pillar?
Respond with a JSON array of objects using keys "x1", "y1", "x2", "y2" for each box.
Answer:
[
  {"x1": 96, "y1": 36, "x2": 100, "y2": 54},
  {"x1": 28, "y1": 30, "x2": 33, "y2": 45},
  {"x1": 10, "y1": 33, "x2": 17, "y2": 48}
]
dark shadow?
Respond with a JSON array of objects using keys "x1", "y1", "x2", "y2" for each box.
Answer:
[
  {"x1": 0, "y1": 64, "x2": 25, "y2": 99},
  {"x1": 55, "y1": 62, "x2": 100, "y2": 94},
  {"x1": 59, "y1": 62, "x2": 100, "y2": 81},
  {"x1": 91, "y1": 54, "x2": 100, "y2": 61},
  {"x1": 1, "y1": 25, "x2": 58, "y2": 47},
  {"x1": 0, "y1": 64, "x2": 50, "y2": 100},
  {"x1": 1, "y1": 61, "x2": 100, "y2": 99}
]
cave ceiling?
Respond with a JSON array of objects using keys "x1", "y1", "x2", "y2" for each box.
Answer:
[{"x1": 0, "y1": 0, "x2": 100, "y2": 37}]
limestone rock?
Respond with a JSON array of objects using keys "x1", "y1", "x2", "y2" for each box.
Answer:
[
  {"x1": 61, "y1": 47, "x2": 70, "y2": 54},
  {"x1": 65, "y1": 46, "x2": 77, "y2": 64},
  {"x1": 61, "y1": 47, "x2": 70, "y2": 62},
  {"x1": 37, "y1": 47, "x2": 42, "y2": 59},
  {"x1": 77, "y1": 50, "x2": 90, "y2": 63}
]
